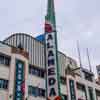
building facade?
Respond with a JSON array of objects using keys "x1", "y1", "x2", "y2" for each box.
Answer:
[
  {"x1": 0, "y1": 33, "x2": 99, "y2": 100},
  {"x1": 66, "y1": 67, "x2": 100, "y2": 100},
  {"x1": 0, "y1": 33, "x2": 78, "y2": 100}
]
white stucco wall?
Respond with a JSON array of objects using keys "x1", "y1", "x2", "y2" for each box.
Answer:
[
  {"x1": 0, "y1": 65, "x2": 9, "y2": 79},
  {"x1": 28, "y1": 95, "x2": 46, "y2": 100},
  {"x1": 77, "y1": 89, "x2": 86, "y2": 100},
  {"x1": 97, "y1": 96, "x2": 100, "y2": 100},
  {"x1": 28, "y1": 75, "x2": 45, "y2": 89},
  {"x1": 28, "y1": 75, "x2": 46, "y2": 100},
  {"x1": 60, "y1": 84, "x2": 67, "y2": 95},
  {"x1": 0, "y1": 90, "x2": 8, "y2": 100}
]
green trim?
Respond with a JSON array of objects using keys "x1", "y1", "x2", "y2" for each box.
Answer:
[
  {"x1": 46, "y1": 0, "x2": 56, "y2": 29},
  {"x1": 44, "y1": 33, "x2": 48, "y2": 100},
  {"x1": 69, "y1": 79, "x2": 76, "y2": 100},
  {"x1": 55, "y1": 31, "x2": 61, "y2": 97}
]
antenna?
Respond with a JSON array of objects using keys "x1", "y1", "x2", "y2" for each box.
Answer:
[
  {"x1": 86, "y1": 48, "x2": 92, "y2": 72},
  {"x1": 77, "y1": 40, "x2": 82, "y2": 68}
]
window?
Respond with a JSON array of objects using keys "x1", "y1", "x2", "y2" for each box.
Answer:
[
  {"x1": 39, "y1": 88, "x2": 46, "y2": 97},
  {"x1": 0, "y1": 55, "x2": 4, "y2": 64},
  {"x1": 40, "y1": 71, "x2": 45, "y2": 78},
  {"x1": 76, "y1": 83, "x2": 88, "y2": 99},
  {"x1": 62, "y1": 94, "x2": 68, "y2": 100},
  {"x1": 28, "y1": 86, "x2": 46, "y2": 98},
  {"x1": 28, "y1": 86, "x2": 37, "y2": 97},
  {"x1": 88, "y1": 87, "x2": 95, "y2": 100},
  {"x1": 60, "y1": 76, "x2": 66, "y2": 84},
  {"x1": 0, "y1": 79, "x2": 8, "y2": 89},
  {"x1": 5, "y1": 57, "x2": 10, "y2": 65},
  {"x1": 0, "y1": 53, "x2": 11, "y2": 66},
  {"x1": 77, "y1": 83, "x2": 85, "y2": 90},
  {"x1": 29, "y1": 65, "x2": 45, "y2": 78},
  {"x1": 84, "y1": 72, "x2": 93, "y2": 82}
]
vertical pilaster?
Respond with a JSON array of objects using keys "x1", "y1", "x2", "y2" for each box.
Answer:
[{"x1": 8, "y1": 55, "x2": 16, "y2": 100}]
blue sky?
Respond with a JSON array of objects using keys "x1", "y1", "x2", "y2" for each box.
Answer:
[{"x1": 0, "y1": 0, "x2": 100, "y2": 75}]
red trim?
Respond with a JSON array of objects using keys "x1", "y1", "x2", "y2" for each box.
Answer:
[
  {"x1": 47, "y1": 96, "x2": 61, "y2": 100},
  {"x1": 45, "y1": 22, "x2": 53, "y2": 33}
]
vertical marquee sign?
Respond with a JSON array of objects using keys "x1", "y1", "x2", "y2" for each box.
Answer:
[
  {"x1": 45, "y1": 22, "x2": 60, "y2": 100},
  {"x1": 45, "y1": 0, "x2": 61, "y2": 99},
  {"x1": 14, "y1": 59, "x2": 25, "y2": 100}
]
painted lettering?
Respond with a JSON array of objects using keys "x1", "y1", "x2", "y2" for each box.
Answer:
[
  {"x1": 48, "y1": 77, "x2": 56, "y2": 86},
  {"x1": 48, "y1": 67, "x2": 55, "y2": 76},
  {"x1": 46, "y1": 32, "x2": 59, "y2": 99},
  {"x1": 49, "y1": 88, "x2": 56, "y2": 96},
  {"x1": 48, "y1": 59, "x2": 55, "y2": 66},
  {"x1": 48, "y1": 50, "x2": 54, "y2": 57},
  {"x1": 47, "y1": 34, "x2": 53, "y2": 40},
  {"x1": 47, "y1": 42, "x2": 53, "y2": 48}
]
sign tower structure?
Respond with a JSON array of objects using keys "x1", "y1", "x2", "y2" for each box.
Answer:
[{"x1": 45, "y1": 0, "x2": 61, "y2": 100}]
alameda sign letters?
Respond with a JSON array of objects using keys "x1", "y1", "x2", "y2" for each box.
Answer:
[{"x1": 45, "y1": 29, "x2": 59, "y2": 100}]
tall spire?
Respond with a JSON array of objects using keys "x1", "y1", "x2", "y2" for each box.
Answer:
[{"x1": 45, "y1": 0, "x2": 56, "y2": 32}]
